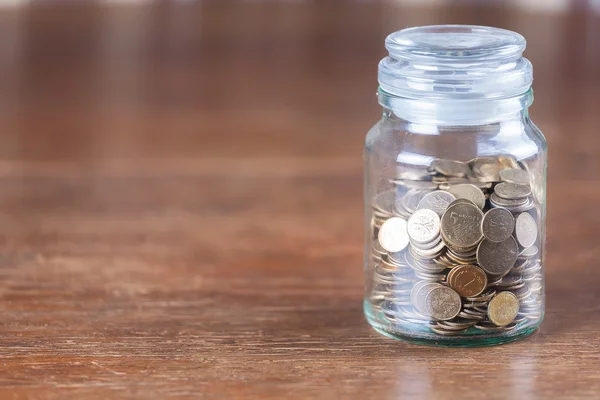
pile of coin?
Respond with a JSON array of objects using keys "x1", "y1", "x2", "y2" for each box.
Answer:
[{"x1": 369, "y1": 155, "x2": 543, "y2": 337}]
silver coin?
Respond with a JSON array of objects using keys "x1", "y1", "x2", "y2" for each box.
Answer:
[
  {"x1": 441, "y1": 202, "x2": 484, "y2": 248},
  {"x1": 407, "y1": 209, "x2": 441, "y2": 244},
  {"x1": 412, "y1": 236, "x2": 442, "y2": 250},
  {"x1": 447, "y1": 184, "x2": 486, "y2": 210},
  {"x1": 515, "y1": 212, "x2": 538, "y2": 248},
  {"x1": 425, "y1": 286, "x2": 462, "y2": 321},
  {"x1": 432, "y1": 176, "x2": 469, "y2": 185},
  {"x1": 494, "y1": 182, "x2": 532, "y2": 200},
  {"x1": 378, "y1": 217, "x2": 409, "y2": 253},
  {"x1": 495, "y1": 274, "x2": 523, "y2": 288},
  {"x1": 474, "y1": 322, "x2": 517, "y2": 332},
  {"x1": 410, "y1": 240, "x2": 446, "y2": 258},
  {"x1": 476, "y1": 237, "x2": 519, "y2": 276},
  {"x1": 481, "y1": 207, "x2": 515, "y2": 243},
  {"x1": 519, "y1": 245, "x2": 539, "y2": 258},
  {"x1": 439, "y1": 318, "x2": 478, "y2": 329},
  {"x1": 466, "y1": 289, "x2": 496, "y2": 302},
  {"x1": 373, "y1": 241, "x2": 387, "y2": 257},
  {"x1": 457, "y1": 311, "x2": 485, "y2": 320},
  {"x1": 430, "y1": 159, "x2": 468, "y2": 177},
  {"x1": 417, "y1": 190, "x2": 456, "y2": 217},
  {"x1": 396, "y1": 165, "x2": 431, "y2": 181},
  {"x1": 410, "y1": 281, "x2": 433, "y2": 313},
  {"x1": 489, "y1": 193, "x2": 528, "y2": 208},
  {"x1": 433, "y1": 322, "x2": 472, "y2": 331},
  {"x1": 392, "y1": 179, "x2": 438, "y2": 192},
  {"x1": 401, "y1": 189, "x2": 428, "y2": 214},
  {"x1": 499, "y1": 168, "x2": 530, "y2": 186},
  {"x1": 414, "y1": 282, "x2": 443, "y2": 315},
  {"x1": 429, "y1": 326, "x2": 467, "y2": 336},
  {"x1": 494, "y1": 198, "x2": 535, "y2": 213},
  {"x1": 448, "y1": 198, "x2": 479, "y2": 208}
]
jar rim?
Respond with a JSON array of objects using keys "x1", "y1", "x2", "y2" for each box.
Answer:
[
  {"x1": 385, "y1": 25, "x2": 526, "y2": 63},
  {"x1": 379, "y1": 25, "x2": 533, "y2": 100}
]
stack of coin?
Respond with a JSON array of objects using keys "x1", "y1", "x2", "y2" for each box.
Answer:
[
  {"x1": 407, "y1": 207, "x2": 445, "y2": 266},
  {"x1": 368, "y1": 155, "x2": 544, "y2": 337},
  {"x1": 490, "y1": 181, "x2": 534, "y2": 213}
]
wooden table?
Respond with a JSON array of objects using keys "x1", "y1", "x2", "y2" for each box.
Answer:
[{"x1": 0, "y1": 1, "x2": 599, "y2": 398}]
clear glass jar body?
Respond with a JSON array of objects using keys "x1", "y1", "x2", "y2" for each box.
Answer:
[{"x1": 363, "y1": 92, "x2": 547, "y2": 346}]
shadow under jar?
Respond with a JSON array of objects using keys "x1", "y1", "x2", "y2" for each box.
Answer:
[{"x1": 363, "y1": 25, "x2": 547, "y2": 347}]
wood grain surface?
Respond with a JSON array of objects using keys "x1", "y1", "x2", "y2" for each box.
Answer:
[{"x1": 0, "y1": 1, "x2": 598, "y2": 399}]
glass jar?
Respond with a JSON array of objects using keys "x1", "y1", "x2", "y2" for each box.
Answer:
[{"x1": 363, "y1": 25, "x2": 547, "y2": 346}]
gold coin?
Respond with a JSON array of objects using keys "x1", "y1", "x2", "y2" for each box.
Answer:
[
  {"x1": 487, "y1": 291, "x2": 519, "y2": 327},
  {"x1": 449, "y1": 265, "x2": 487, "y2": 297}
]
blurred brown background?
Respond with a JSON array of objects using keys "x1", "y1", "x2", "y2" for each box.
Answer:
[{"x1": 0, "y1": 0, "x2": 598, "y2": 398}]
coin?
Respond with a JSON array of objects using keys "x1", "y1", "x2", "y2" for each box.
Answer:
[
  {"x1": 474, "y1": 322, "x2": 517, "y2": 331},
  {"x1": 441, "y1": 202, "x2": 484, "y2": 248},
  {"x1": 396, "y1": 165, "x2": 432, "y2": 181},
  {"x1": 499, "y1": 168, "x2": 530, "y2": 186},
  {"x1": 417, "y1": 190, "x2": 456, "y2": 217},
  {"x1": 466, "y1": 289, "x2": 496, "y2": 302},
  {"x1": 411, "y1": 240, "x2": 446, "y2": 258},
  {"x1": 489, "y1": 193, "x2": 528, "y2": 208},
  {"x1": 429, "y1": 326, "x2": 466, "y2": 336},
  {"x1": 407, "y1": 209, "x2": 441, "y2": 244},
  {"x1": 448, "y1": 198, "x2": 479, "y2": 207},
  {"x1": 494, "y1": 182, "x2": 532, "y2": 200},
  {"x1": 400, "y1": 189, "x2": 430, "y2": 215},
  {"x1": 447, "y1": 184, "x2": 486, "y2": 210},
  {"x1": 414, "y1": 282, "x2": 442, "y2": 315},
  {"x1": 481, "y1": 207, "x2": 515, "y2": 243},
  {"x1": 494, "y1": 274, "x2": 523, "y2": 288},
  {"x1": 476, "y1": 237, "x2": 518, "y2": 276},
  {"x1": 519, "y1": 245, "x2": 539, "y2": 257},
  {"x1": 378, "y1": 217, "x2": 410, "y2": 253},
  {"x1": 449, "y1": 265, "x2": 487, "y2": 297},
  {"x1": 458, "y1": 310, "x2": 485, "y2": 320},
  {"x1": 410, "y1": 281, "x2": 432, "y2": 314},
  {"x1": 515, "y1": 212, "x2": 538, "y2": 248},
  {"x1": 425, "y1": 286, "x2": 462, "y2": 321},
  {"x1": 373, "y1": 240, "x2": 387, "y2": 256},
  {"x1": 487, "y1": 291, "x2": 519, "y2": 327},
  {"x1": 439, "y1": 318, "x2": 478, "y2": 329},
  {"x1": 470, "y1": 157, "x2": 506, "y2": 182},
  {"x1": 432, "y1": 176, "x2": 469, "y2": 185},
  {"x1": 412, "y1": 236, "x2": 442, "y2": 250},
  {"x1": 430, "y1": 159, "x2": 468, "y2": 177}
]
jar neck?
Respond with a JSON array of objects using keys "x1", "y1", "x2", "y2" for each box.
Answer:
[{"x1": 378, "y1": 88, "x2": 533, "y2": 126}]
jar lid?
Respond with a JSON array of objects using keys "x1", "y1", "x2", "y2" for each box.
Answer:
[{"x1": 378, "y1": 25, "x2": 533, "y2": 100}]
